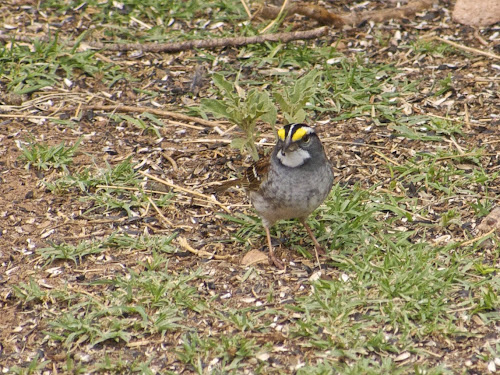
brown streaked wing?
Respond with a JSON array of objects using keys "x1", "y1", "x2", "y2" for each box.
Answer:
[{"x1": 243, "y1": 155, "x2": 270, "y2": 191}]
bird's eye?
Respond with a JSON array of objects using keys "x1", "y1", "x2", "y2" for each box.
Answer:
[{"x1": 302, "y1": 134, "x2": 310, "y2": 143}]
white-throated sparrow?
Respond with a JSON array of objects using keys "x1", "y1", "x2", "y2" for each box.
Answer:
[{"x1": 221, "y1": 123, "x2": 334, "y2": 269}]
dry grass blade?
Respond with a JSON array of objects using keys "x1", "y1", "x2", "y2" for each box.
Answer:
[
  {"x1": 240, "y1": 0, "x2": 252, "y2": 18},
  {"x1": 260, "y1": 0, "x2": 290, "y2": 34},
  {"x1": 139, "y1": 171, "x2": 231, "y2": 213},
  {"x1": 421, "y1": 35, "x2": 500, "y2": 60},
  {"x1": 146, "y1": 196, "x2": 174, "y2": 227},
  {"x1": 373, "y1": 150, "x2": 402, "y2": 166},
  {"x1": 84, "y1": 104, "x2": 225, "y2": 128},
  {"x1": 460, "y1": 228, "x2": 496, "y2": 246}
]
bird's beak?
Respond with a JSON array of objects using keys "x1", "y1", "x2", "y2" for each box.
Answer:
[{"x1": 281, "y1": 139, "x2": 298, "y2": 154}]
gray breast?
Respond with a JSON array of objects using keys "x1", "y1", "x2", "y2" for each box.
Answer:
[{"x1": 250, "y1": 161, "x2": 333, "y2": 227}]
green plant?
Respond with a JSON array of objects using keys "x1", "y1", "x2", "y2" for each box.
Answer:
[
  {"x1": 470, "y1": 198, "x2": 493, "y2": 217},
  {"x1": 20, "y1": 138, "x2": 80, "y2": 172},
  {"x1": 273, "y1": 70, "x2": 321, "y2": 124},
  {"x1": 201, "y1": 73, "x2": 277, "y2": 160},
  {"x1": 434, "y1": 73, "x2": 453, "y2": 96},
  {"x1": 12, "y1": 278, "x2": 47, "y2": 303},
  {"x1": 37, "y1": 240, "x2": 106, "y2": 265},
  {"x1": 440, "y1": 208, "x2": 461, "y2": 228}
]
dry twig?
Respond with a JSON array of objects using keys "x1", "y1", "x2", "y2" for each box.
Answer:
[
  {"x1": 178, "y1": 236, "x2": 231, "y2": 260},
  {"x1": 258, "y1": 3, "x2": 344, "y2": 28},
  {"x1": 257, "y1": 0, "x2": 434, "y2": 28},
  {"x1": 240, "y1": 0, "x2": 252, "y2": 19},
  {"x1": 0, "y1": 27, "x2": 328, "y2": 53},
  {"x1": 343, "y1": 0, "x2": 434, "y2": 25}
]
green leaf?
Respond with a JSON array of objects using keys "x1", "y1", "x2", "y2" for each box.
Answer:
[
  {"x1": 201, "y1": 98, "x2": 231, "y2": 119},
  {"x1": 230, "y1": 137, "x2": 247, "y2": 151},
  {"x1": 212, "y1": 73, "x2": 237, "y2": 100}
]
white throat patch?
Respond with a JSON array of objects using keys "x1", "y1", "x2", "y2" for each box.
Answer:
[{"x1": 277, "y1": 148, "x2": 310, "y2": 168}]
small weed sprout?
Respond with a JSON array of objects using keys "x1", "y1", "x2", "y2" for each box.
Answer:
[
  {"x1": 435, "y1": 72, "x2": 453, "y2": 96},
  {"x1": 201, "y1": 73, "x2": 276, "y2": 160}
]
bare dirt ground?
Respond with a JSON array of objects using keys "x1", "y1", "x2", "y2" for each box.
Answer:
[{"x1": 0, "y1": 0, "x2": 499, "y2": 373}]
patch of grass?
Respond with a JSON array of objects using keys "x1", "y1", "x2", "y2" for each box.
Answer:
[
  {"x1": 387, "y1": 114, "x2": 466, "y2": 141},
  {"x1": 40, "y1": 0, "x2": 248, "y2": 43},
  {"x1": 237, "y1": 43, "x2": 343, "y2": 71},
  {"x1": 426, "y1": 117, "x2": 464, "y2": 137},
  {"x1": 46, "y1": 158, "x2": 174, "y2": 218},
  {"x1": 434, "y1": 72, "x2": 453, "y2": 96},
  {"x1": 37, "y1": 239, "x2": 105, "y2": 265},
  {"x1": 470, "y1": 197, "x2": 494, "y2": 217},
  {"x1": 410, "y1": 39, "x2": 451, "y2": 56},
  {"x1": 176, "y1": 332, "x2": 261, "y2": 374},
  {"x1": 0, "y1": 38, "x2": 124, "y2": 94},
  {"x1": 43, "y1": 261, "x2": 205, "y2": 350},
  {"x1": 176, "y1": 332, "x2": 215, "y2": 373},
  {"x1": 8, "y1": 354, "x2": 50, "y2": 375},
  {"x1": 221, "y1": 171, "x2": 499, "y2": 372},
  {"x1": 46, "y1": 157, "x2": 139, "y2": 193},
  {"x1": 94, "y1": 354, "x2": 130, "y2": 373},
  {"x1": 19, "y1": 138, "x2": 80, "y2": 172},
  {"x1": 216, "y1": 305, "x2": 280, "y2": 333},
  {"x1": 37, "y1": 232, "x2": 177, "y2": 265},
  {"x1": 217, "y1": 212, "x2": 264, "y2": 246},
  {"x1": 279, "y1": 187, "x2": 496, "y2": 373},
  {"x1": 297, "y1": 357, "x2": 407, "y2": 375},
  {"x1": 320, "y1": 58, "x2": 417, "y2": 123}
]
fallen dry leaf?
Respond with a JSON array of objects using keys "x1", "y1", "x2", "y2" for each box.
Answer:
[{"x1": 241, "y1": 249, "x2": 269, "y2": 266}]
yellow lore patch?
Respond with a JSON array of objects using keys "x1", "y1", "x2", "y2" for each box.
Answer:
[
  {"x1": 292, "y1": 127, "x2": 307, "y2": 141},
  {"x1": 278, "y1": 128, "x2": 286, "y2": 140}
]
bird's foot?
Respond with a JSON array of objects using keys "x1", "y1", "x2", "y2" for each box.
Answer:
[{"x1": 269, "y1": 252, "x2": 285, "y2": 270}]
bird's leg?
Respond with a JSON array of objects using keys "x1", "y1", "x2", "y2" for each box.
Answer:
[
  {"x1": 265, "y1": 226, "x2": 284, "y2": 269},
  {"x1": 300, "y1": 219, "x2": 325, "y2": 268}
]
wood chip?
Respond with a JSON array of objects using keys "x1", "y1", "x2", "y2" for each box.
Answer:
[
  {"x1": 476, "y1": 207, "x2": 500, "y2": 233},
  {"x1": 395, "y1": 352, "x2": 411, "y2": 362}
]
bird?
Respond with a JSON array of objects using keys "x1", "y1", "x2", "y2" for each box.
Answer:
[{"x1": 220, "y1": 123, "x2": 334, "y2": 269}]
